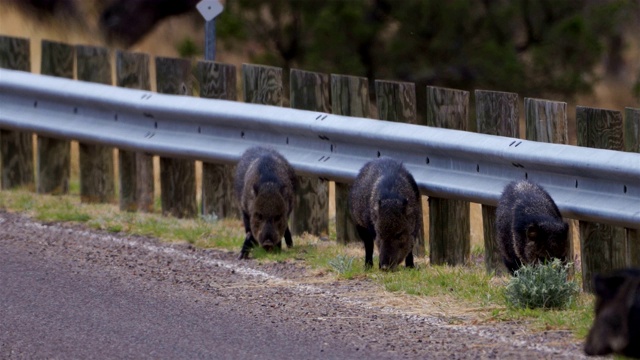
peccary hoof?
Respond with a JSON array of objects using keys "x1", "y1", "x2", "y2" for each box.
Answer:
[{"x1": 238, "y1": 251, "x2": 250, "y2": 260}]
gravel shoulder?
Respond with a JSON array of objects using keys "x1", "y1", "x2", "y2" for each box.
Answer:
[{"x1": 0, "y1": 210, "x2": 594, "y2": 359}]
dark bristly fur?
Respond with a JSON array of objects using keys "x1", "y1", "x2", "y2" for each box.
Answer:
[
  {"x1": 584, "y1": 268, "x2": 640, "y2": 358},
  {"x1": 348, "y1": 157, "x2": 422, "y2": 270},
  {"x1": 234, "y1": 146, "x2": 296, "y2": 259},
  {"x1": 495, "y1": 180, "x2": 569, "y2": 274}
]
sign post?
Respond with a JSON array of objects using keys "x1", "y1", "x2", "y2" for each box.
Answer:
[{"x1": 196, "y1": 0, "x2": 224, "y2": 61}]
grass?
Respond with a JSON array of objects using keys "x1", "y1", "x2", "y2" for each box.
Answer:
[{"x1": 0, "y1": 187, "x2": 595, "y2": 340}]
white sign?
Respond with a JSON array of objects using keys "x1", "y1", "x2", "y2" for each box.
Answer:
[{"x1": 197, "y1": 0, "x2": 223, "y2": 21}]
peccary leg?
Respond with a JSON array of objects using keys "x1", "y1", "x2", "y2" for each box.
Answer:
[
  {"x1": 405, "y1": 252, "x2": 414, "y2": 268},
  {"x1": 238, "y1": 212, "x2": 257, "y2": 259},
  {"x1": 238, "y1": 233, "x2": 258, "y2": 259},
  {"x1": 284, "y1": 227, "x2": 293, "y2": 248},
  {"x1": 503, "y1": 258, "x2": 521, "y2": 275},
  {"x1": 356, "y1": 225, "x2": 374, "y2": 269}
]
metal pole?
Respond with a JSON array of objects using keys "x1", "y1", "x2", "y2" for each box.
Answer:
[{"x1": 205, "y1": 19, "x2": 216, "y2": 61}]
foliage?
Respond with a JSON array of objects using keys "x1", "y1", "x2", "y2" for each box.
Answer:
[
  {"x1": 505, "y1": 259, "x2": 580, "y2": 310},
  {"x1": 216, "y1": 0, "x2": 639, "y2": 102},
  {"x1": 328, "y1": 254, "x2": 356, "y2": 275},
  {"x1": 176, "y1": 37, "x2": 200, "y2": 58}
]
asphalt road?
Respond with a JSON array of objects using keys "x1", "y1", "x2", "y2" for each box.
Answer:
[{"x1": 0, "y1": 211, "x2": 590, "y2": 359}]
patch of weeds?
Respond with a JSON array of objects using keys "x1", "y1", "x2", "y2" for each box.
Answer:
[
  {"x1": 505, "y1": 259, "x2": 580, "y2": 310},
  {"x1": 328, "y1": 254, "x2": 355, "y2": 275},
  {"x1": 36, "y1": 199, "x2": 91, "y2": 223}
]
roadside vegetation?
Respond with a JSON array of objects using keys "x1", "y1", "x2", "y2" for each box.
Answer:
[{"x1": 0, "y1": 184, "x2": 594, "y2": 340}]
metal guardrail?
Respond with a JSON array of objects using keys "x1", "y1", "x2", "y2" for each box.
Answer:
[{"x1": 1, "y1": 68, "x2": 639, "y2": 229}]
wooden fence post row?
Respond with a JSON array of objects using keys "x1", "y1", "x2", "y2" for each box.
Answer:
[
  {"x1": 198, "y1": 61, "x2": 238, "y2": 220},
  {"x1": 0, "y1": 36, "x2": 32, "y2": 191},
  {"x1": 37, "y1": 39, "x2": 74, "y2": 195},
  {"x1": 476, "y1": 90, "x2": 519, "y2": 274},
  {"x1": 76, "y1": 45, "x2": 115, "y2": 204},
  {"x1": 426, "y1": 86, "x2": 471, "y2": 266},
  {"x1": 116, "y1": 51, "x2": 154, "y2": 213},
  {"x1": 331, "y1": 74, "x2": 369, "y2": 245},
  {"x1": 1, "y1": 37, "x2": 639, "y2": 289},
  {"x1": 624, "y1": 107, "x2": 640, "y2": 268}
]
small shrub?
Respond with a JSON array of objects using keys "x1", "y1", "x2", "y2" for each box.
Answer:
[
  {"x1": 328, "y1": 254, "x2": 355, "y2": 275},
  {"x1": 504, "y1": 258, "x2": 579, "y2": 310}
]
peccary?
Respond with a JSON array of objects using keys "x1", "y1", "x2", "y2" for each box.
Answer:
[
  {"x1": 348, "y1": 157, "x2": 422, "y2": 270},
  {"x1": 234, "y1": 146, "x2": 296, "y2": 259},
  {"x1": 584, "y1": 268, "x2": 640, "y2": 358},
  {"x1": 495, "y1": 180, "x2": 569, "y2": 274}
]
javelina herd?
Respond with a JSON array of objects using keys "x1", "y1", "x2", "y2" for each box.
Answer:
[
  {"x1": 232, "y1": 146, "x2": 637, "y2": 358},
  {"x1": 495, "y1": 180, "x2": 569, "y2": 274}
]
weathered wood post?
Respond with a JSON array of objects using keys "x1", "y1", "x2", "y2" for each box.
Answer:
[
  {"x1": 156, "y1": 57, "x2": 197, "y2": 218},
  {"x1": 197, "y1": 61, "x2": 239, "y2": 219},
  {"x1": 475, "y1": 90, "x2": 519, "y2": 273},
  {"x1": 624, "y1": 107, "x2": 639, "y2": 267},
  {"x1": 290, "y1": 69, "x2": 331, "y2": 237},
  {"x1": 0, "y1": 36, "x2": 33, "y2": 190},
  {"x1": 243, "y1": 64, "x2": 283, "y2": 106},
  {"x1": 524, "y1": 98, "x2": 575, "y2": 270},
  {"x1": 376, "y1": 80, "x2": 425, "y2": 257},
  {"x1": 577, "y1": 106, "x2": 626, "y2": 292},
  {"x1": 76, "y1": 45, "x2": 115, "y2": 203},
  {"x1": 331, "y1": 74, "x2": 369, "y2": 244},
  {"x1": 116, "y1": 51, "x2": 154, "y2": 212},
  {"x1": 426, "y1": 86, "x2": 471, "y2": 265},
  {"x1": 37, "y1": 40, "x2": 74, "y2": 194}
]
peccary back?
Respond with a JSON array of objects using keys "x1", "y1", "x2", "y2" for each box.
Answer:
[
  {"x1": 234, "y1": 146, "x2": 296, "y2": 259},
  {"x1": 584, "y1": 268, "x2": 640, "y2": 358},
  {"x1": 495, "y1": 180, "x2": 569, "y2": 274},
  {"x1": 349, "y1": 157, "x2": 421, "y2": 270}
]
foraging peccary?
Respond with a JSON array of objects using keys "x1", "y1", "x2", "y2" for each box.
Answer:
[
  {"x1": 348, "y1": 157, "x2": 422, "y2": 270},
  {"x1": 496, "y1": 180, "x2": 569, "y2": 274},
  {"x1": 584, "y1": 268, "x2": 640, "y2": 358},
  {"x1": 234, "y1": 146, "x2": 296, "y2": 259}
]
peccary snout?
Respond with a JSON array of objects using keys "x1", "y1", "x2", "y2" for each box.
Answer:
[{"x1": 584, "y1": 268, "x2": 640, "y2": 358}]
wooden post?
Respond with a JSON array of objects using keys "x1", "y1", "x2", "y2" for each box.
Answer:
[
  {"x1": 289, "y1": 69, "x2": 330, "y2": 237},
  {"x1": 116, "y1": 51, "x2": 154, "y2": 212},
  {"x1": 577, "y1": 106, "x2": 626, "y2": 292},
  {"x1": 331, "y1": 74, "x2": 369, "y2": 244},
  {"x1": 624, "y1": 107, "x2": 640, "y2": 266},
  {"x1": 156, "y1": 57, "x2": 197, "y2": 218},
  {"x1": 475, "y1": 90, "x2": 519, "y2": 273},
  {"x1": 426, "y1": 86, "x2": 471, "y2": 265},
  {"x1": 0, "y1": 36, "x2": 33, "y2": 190},
  {"x1": 376, "y1": 80, "x2": 425, "y2": 257},
  {"x1": 524, "y1": 98, "x2": 575, "y2": 271},
  {"x1": 76, "y1": 45, "x2": 114, "y2": 203},
  {"x1": 37, "y1": 40, "x2": 74, "y2": 194},
  {"x1": 197, "y1": 60, "x2": 239, "y2": 219},
  {"x1": 242, "y1": 64, "x2": 283, "y2": 106},
  {"x1": 525, "y1": 98, "x2": 569, "y2": 144}
]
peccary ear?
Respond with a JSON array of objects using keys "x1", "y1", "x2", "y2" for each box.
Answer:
[{"x1": 593, "y1": 273, "x2": 627, "y2": 300}]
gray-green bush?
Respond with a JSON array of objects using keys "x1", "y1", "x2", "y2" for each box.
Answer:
[{"x1": 505, "y1": 259, "x2": 579, "y2": 310}]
